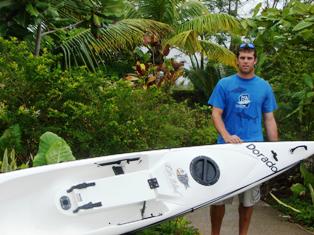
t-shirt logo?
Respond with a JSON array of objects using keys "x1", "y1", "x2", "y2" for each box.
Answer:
[{"x1": 237, "y1": 94, "x2": 251, "y2": 108}]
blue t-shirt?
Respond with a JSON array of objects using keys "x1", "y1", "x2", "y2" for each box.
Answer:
[{"x1": 208, "y1": 74, "x2": 277, "y2": 143}]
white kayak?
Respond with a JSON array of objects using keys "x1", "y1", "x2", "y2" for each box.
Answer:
[{"x1": 0, "y1": 141, "x2": 313, "y2": 235}]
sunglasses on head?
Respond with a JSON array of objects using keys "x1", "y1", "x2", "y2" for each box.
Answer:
[{"x1": 239, "y1": 43, "x2": 255, "y2": 49}]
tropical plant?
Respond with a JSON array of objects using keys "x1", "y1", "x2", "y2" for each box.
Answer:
[
  {"x1": 270, "y1": 162, "x2": 314, "y2": 229},
  {"x1": 187, "y1": 61, "x2": 237, "y2": 104},
  {"x1": 126, "y1": 0, "x2": 244, "y2": 69},
  {"x1": 0, "y1": 37, "x2": 217, "y2": 161},
  {"x1": 244, "y1": 1, "x2": 314, "y2": 228},
  {"x1": 246, "y1": 0, "x2": 314, "y2": 140},
  {"x1": 32, "y1": 131, "x2": 75, "y2": 166},
  {"x1": 0, "y1": 0, "x2": 170, "y2": 70},
  {"x1": 125, "y1": 47, "x2": 185, "y2": 89}
]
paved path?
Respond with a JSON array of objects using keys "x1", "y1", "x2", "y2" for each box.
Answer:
[{"x1": 185, "y1": 200, "x2": 313, "y2": 235}]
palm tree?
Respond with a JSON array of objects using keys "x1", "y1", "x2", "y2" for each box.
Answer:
[
  {"x1": 125, "y1": 0, "x2": 244, "y2": 68},
  {"x1": 0, "y1": 0, "x2": 170, "y2": 70}
]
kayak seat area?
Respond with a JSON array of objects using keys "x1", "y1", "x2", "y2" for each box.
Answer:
[{"x1": 71, "y1": 170, "x2": 157, "y2": 210}]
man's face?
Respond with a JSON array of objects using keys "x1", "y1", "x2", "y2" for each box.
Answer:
[{"x1": 237, "y1": 51, "x2": 257, "y2": 75}]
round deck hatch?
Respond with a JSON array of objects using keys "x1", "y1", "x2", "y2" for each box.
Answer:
[{"x1": 190, "y1": 156, "x2": 220, "y2": 186}]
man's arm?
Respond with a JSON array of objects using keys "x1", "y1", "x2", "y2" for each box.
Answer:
[
  {"x1": 211, "y1": 107, "x2": 242, "y2": 143},
  {"x1": 263, "y1": 112, "x2": 278, "y2": 141}
]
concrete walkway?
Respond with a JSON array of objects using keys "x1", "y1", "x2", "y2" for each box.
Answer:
[{"x1": 185, "y1": 200, "x2": 313, "y2": 235}]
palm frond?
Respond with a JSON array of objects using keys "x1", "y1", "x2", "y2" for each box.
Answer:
[
  {"x1": 178, "y1": 0, "x2": 209, "y2": 20},
  {"x1": 165, "y1": 30, "x2": 236, "y2": 67},
  {"x1": 136, "y1": 0, "x2": 180, "y2": 24},
  {"x1": 60, "y1": 19, "x2": 171, "y2": 69},
  {"x1": 200, "y1": 40, "x2": 236, "y2": 68},
  {"x1": 165, "y1": 30, "x2": 202, "y2": 54},
  {"x1": 178, "y1": 13, "x2": 243, "y2": 35},
  {"x1": 123, "y1": 1, "x2": 141, "y2": 18}
]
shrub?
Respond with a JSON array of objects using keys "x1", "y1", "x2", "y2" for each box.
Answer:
[{"x1": 0, "y1": 37, "x2": 217, "y2": 162}]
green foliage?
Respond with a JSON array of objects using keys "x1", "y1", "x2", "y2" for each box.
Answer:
[
  {"x1": 247, "y1": 3, "x2": 314, "y2": 227},
  {"x1": 0, "y1": 149, "x2": 29, "y2": 173},
  {"x1": 270, "y1": 196, "x2": 314, "y2": 230},
  {"x1": 0, "y1": 124, "x2": 22, "y2": 155},
  {"x1": 0, "y1": 0, "x2": 170, "y2": 69},
  {"x1": 33, "y1": 132, "x2": 75, "y2": 166},
  {"x1": 271, "y1": 162, "x2": 314, "y2": 229},
  {"x1": 0, "y1": 37, "x2": 216, "y2": 162},
  {"x1": 284, "y1": 163, "x2": 314, "y2": 207},
  {"x1": 1, "y1": 149, "x2": 17, "y2": 173},
  {"x1": 247, "y1": 0, "x2": 314, "y2": 140},
  {"x1": 127, "y1": 0, "x2": 242, "y2": 69},
  {"x1": 187, "y1": 62, "x2": 235, "y2": 104},
  {"x1": 290, "y1": 183, "x2": 306, "y2": 198},
  {"x1": 300, "y1": 163, "x2": 314, "y2": 190},
  {"x1": 136, "y1": 217, "x2": 199, "y2": 235}
]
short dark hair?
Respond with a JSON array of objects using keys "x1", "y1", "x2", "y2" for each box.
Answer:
[{"x1": 236, "y1": 43, "x2": 257, "y2": 58}]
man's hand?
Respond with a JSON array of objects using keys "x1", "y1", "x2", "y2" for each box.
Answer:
[
  {"x1": 223, "y1": 134, "x2": 243, "y2": 144},
  {"x1": 211, "y1": 107, "x2": 243, "y2": 144}
]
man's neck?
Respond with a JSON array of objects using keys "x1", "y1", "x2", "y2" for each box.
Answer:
[{"x1": 237, "y1": 72, "x2": 255, "y2": 79}]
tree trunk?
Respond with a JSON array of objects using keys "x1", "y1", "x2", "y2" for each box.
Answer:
[
  {"x1": 200, "y1": 53, "x2": 204, "y2": 70},
  {"x1": 234, "y1": 0, "x2": 239, "y2": 16},
  {"x1": 34, "y1": 21, "x2": 43, "y2": 56},
  {"x1": 228, "y1": 0, "x2": 231, "y2": 14}
]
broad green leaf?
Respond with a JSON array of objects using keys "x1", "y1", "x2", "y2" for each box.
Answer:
[
  {"x1": 33, "y1": 132, "x2": 75, "y2": 167},
  {"x1": 45, "y1": 140, "x2": 74, "y2": 164},
  {"x1": 292, "y1": 21, "x2": 313, "y2": 32},
  {"x1": 253, "y1": 3, "x2": 262, "y2": 17},
  {"x1": 32, "y1": 153, "x2": 46, "y2": 166}
]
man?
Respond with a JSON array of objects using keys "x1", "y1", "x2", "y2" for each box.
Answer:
[{"x1": 208, "y1": 43, "x2": 278, "y2": 235}]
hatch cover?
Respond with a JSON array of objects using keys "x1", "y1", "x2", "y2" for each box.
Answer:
[{"x1": 190, "y1": 156, "x2": 220, "y2": 186}]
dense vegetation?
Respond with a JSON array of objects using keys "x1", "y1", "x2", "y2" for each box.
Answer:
[{"x1": 0, "y1": 0, "x2": 313, "y2": 233}]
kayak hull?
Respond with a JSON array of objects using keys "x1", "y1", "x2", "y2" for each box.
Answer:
[{"x1": 0, "y1": 141, "x2": 313, "y2": 235}]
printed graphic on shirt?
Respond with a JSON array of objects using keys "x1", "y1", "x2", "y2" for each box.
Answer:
[
  {"x1": 236, "y1": 110, "x2": 257, "y2": 122},
  {"x1": 231, "y1": 86, "x2": 246, "y2": 93},
  {"x1": 236, "y1": 94, "x2": 251, "y2": 108}
]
